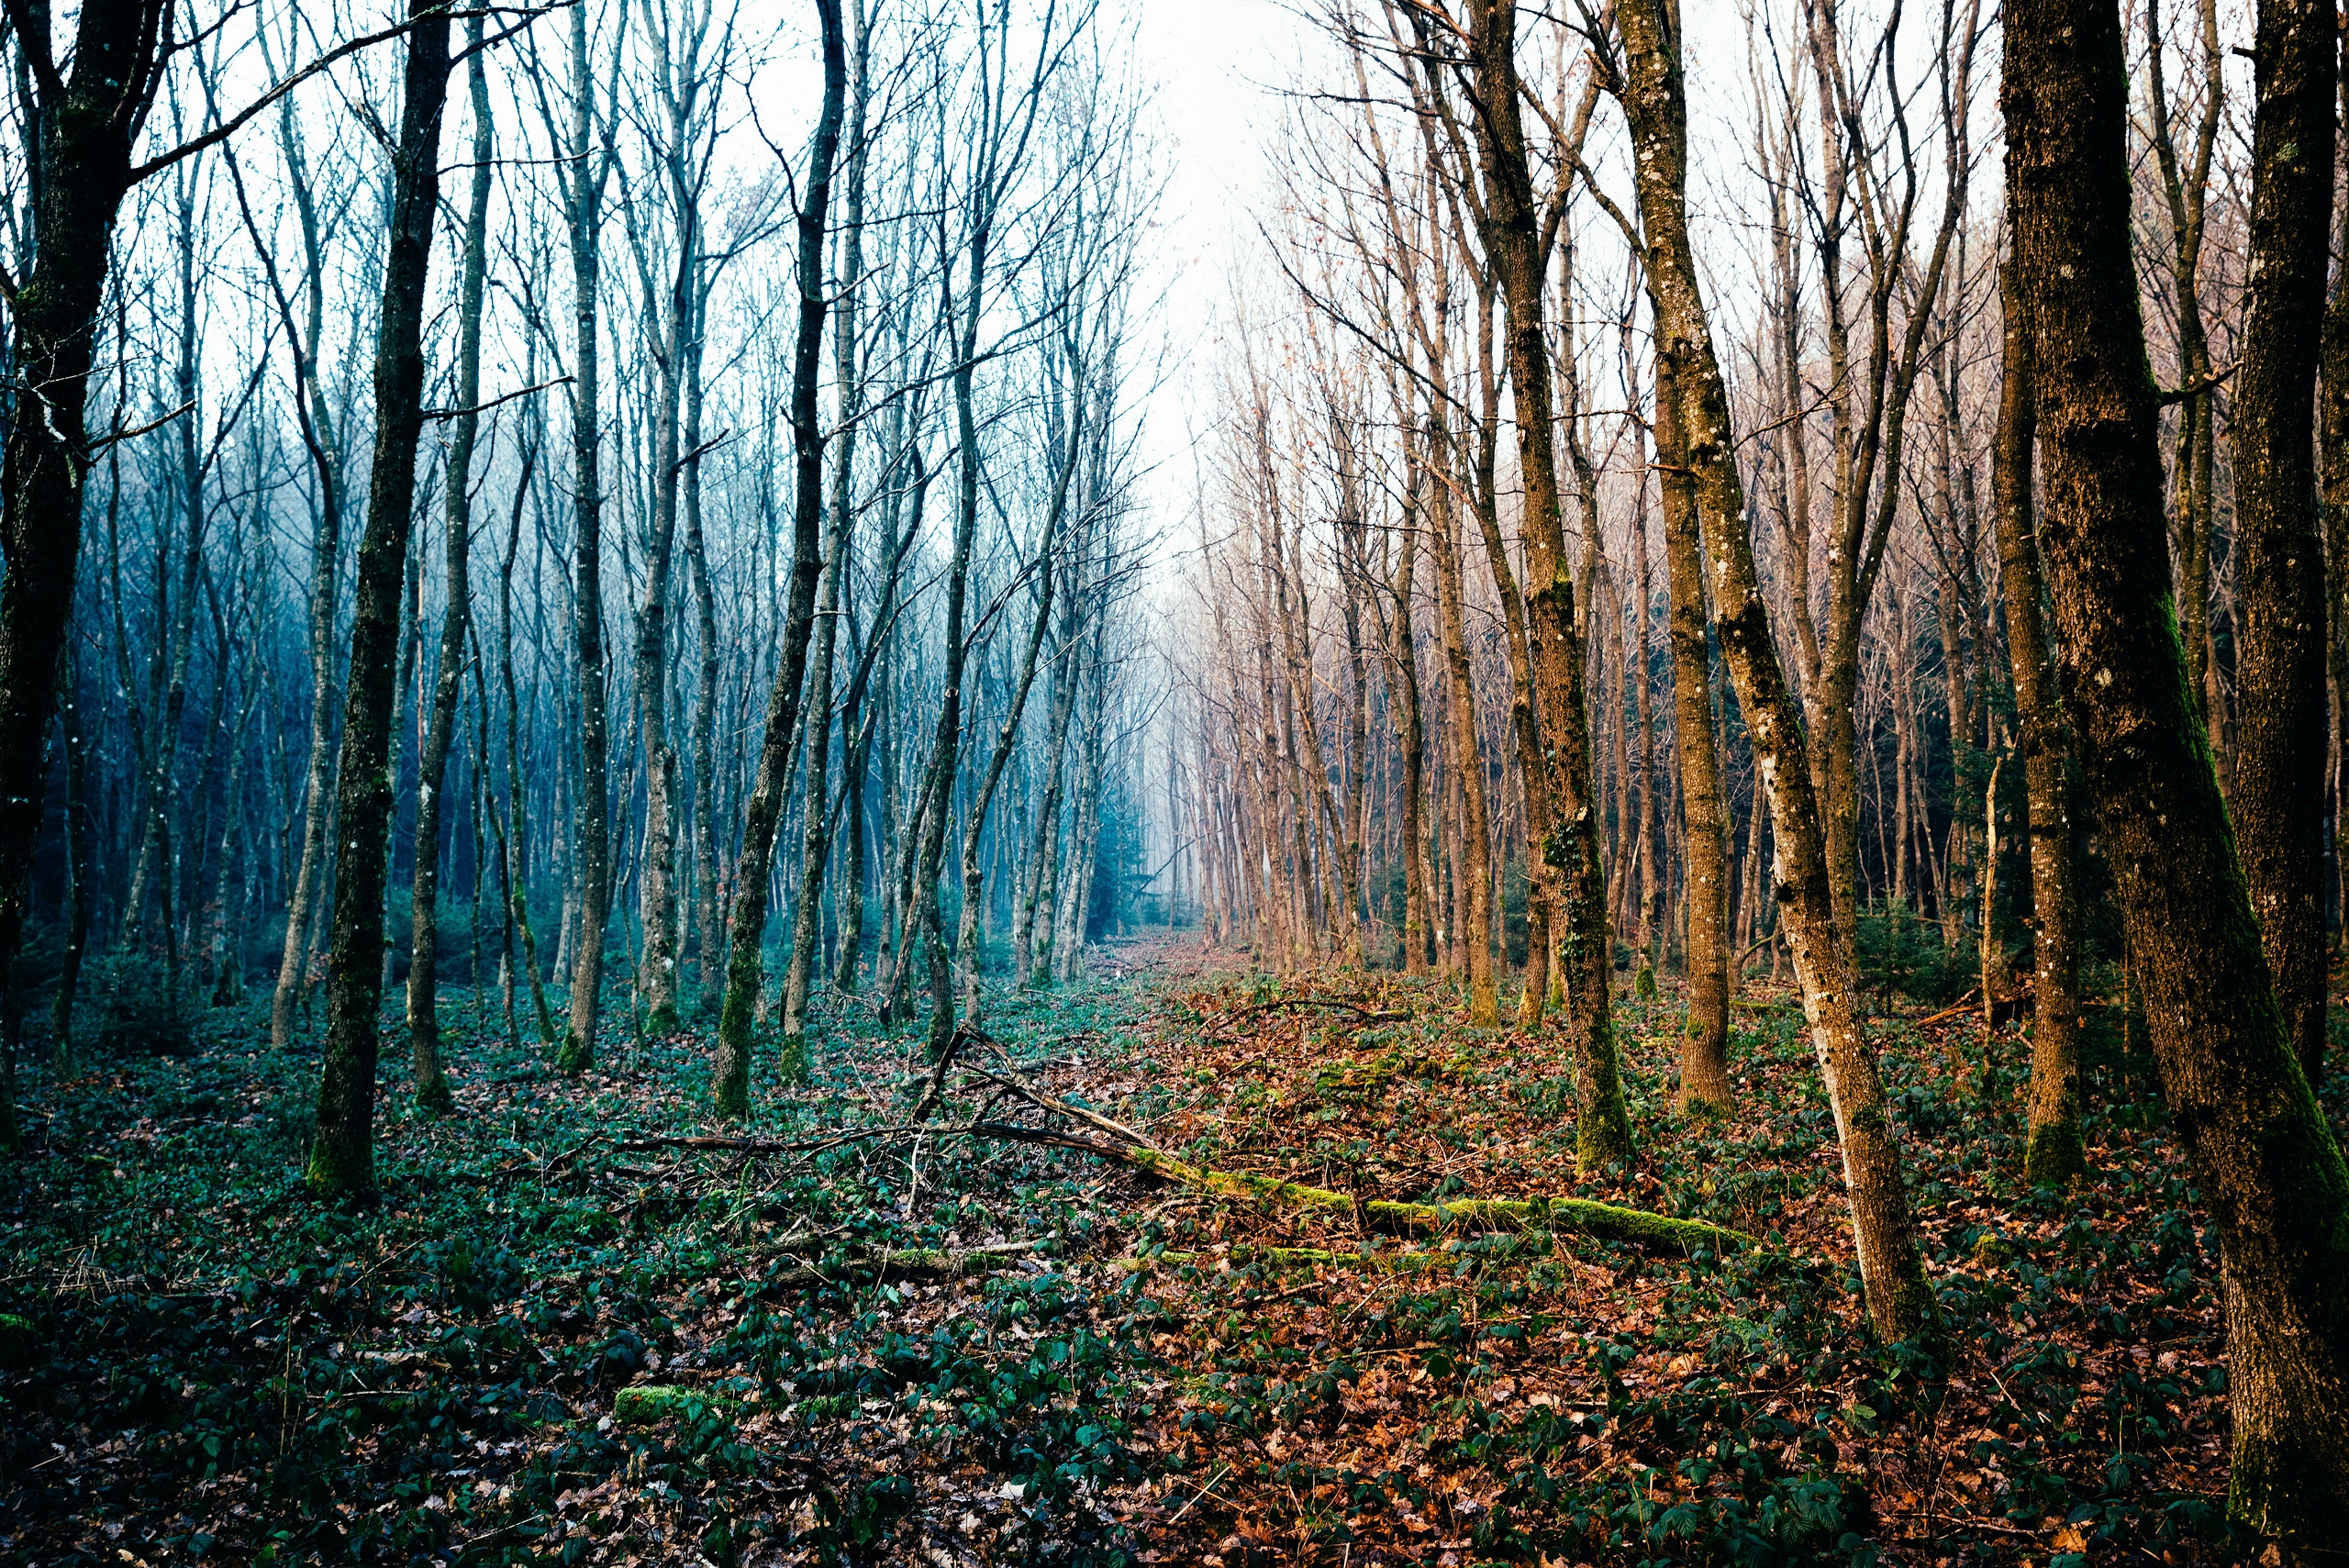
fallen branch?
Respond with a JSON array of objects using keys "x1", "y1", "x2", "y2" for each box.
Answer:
[
  {"x1": 1909, "y1": 990, "x2": 1982, "y2": 1031},
  {"x1": 957, "y1": 1069, "x2": 1760, "y2": 1258},
  {"x1": 759, "y1": 1239, "x2": 1048, "y2": 1292},
  {"x1": 614, "y1": 1125, "x2": 923, "y2": 1157},
  {"x1": 1118, "y1": 1149, "x2": 1759, "y2": 1255},
  {"x1": 1216, "y1": 996, "x2": 1411, "y2": 1027}
]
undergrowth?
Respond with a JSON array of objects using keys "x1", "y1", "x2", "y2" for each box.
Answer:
[{"x1": 0, "y1": 936, "x2": 2293, "y2": 1565}]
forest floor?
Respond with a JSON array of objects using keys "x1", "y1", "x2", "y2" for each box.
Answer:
[{"x1": 0, "y1": 934, "x2": 2288, "y2": 1566}]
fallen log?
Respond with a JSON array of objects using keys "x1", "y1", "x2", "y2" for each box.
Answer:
[
  {"x1": 1116, "y1": 1147, "x2": 1756, "y2": 1255},
  {"x1": 959, "y1": 1063, "x2": 1756, "y2": 1255}
]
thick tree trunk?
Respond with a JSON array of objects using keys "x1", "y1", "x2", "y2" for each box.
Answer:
[
  {"x1": 1613, "y1": 0, "x2": 1938, "y2": 1341},
  {"x1": 2231, "y1": 0, "x2": 2336, "y2": 1086},
  {"x1": 0, "y1": 0, "x2": 181, "y2": 1145},
  {"x1": 406, "y1": 21, "x2": 493, "y2": 1112},
  {"x1": 2005, "y1": 0, "x2": 2349, "y2": 1533},
  {"x1": 307, "y1": 0, "x2": 452, "y2": 1197}
]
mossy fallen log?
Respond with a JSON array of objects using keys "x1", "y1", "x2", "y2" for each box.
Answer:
[
  {"x1": 1114, "y1": 1245, "x2": 1456, "y2": 1273},
  {"x1": 958, "y1": 1063, "x2": 1760, "y2": 1260},
  {"x1": 1115, "y1": 1147, "x2": 1755, "y2": 1255}
]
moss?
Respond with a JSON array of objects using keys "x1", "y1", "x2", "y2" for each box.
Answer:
[
  {"x1": 1125, "y1": 1149, "x2": 1758, "y2": 1256},
  {"x1": 774, "y1": 1030, "x2": 811, "y2": 1087},
  {"x1": 0, "y1": 1311, "x2": 34, "y2": 1367},
  {"x1": 553, "y1": 1029, "x2": 592, "y2": 1077},
  {"x1": 305, "y1": 1131, "x2": 374, "y2": 1202},
  {"x1": 613, "y1": 1385, "x2": 740, "y2": 1428},
  {"x1": 642, "y1": 1001, "x2": 680, "y2": 1038},
  {"x1": 2024, "y1": 1118, "x2": 2087, "y2": 1189}
]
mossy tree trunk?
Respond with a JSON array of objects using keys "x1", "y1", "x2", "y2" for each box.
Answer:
[
  {"x1": 1609, "y1": 0, "x2": 1938, "y2": 1343},
  {"x1": 2230, "y1": 0, "x2": 2335, "y2": 1087},
  {"x1": 308, "y1": 0, "x2": 452, "y2": 1197},
  {"x1": 2004, "y1": 0, "x2": 2349, "y2": 1535}
]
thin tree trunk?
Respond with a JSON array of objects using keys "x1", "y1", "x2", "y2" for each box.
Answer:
[
  {"x1": 1993, "y1": 229, "x2": 2085, "y2": 1187},
  {"x1": 710, "y1": 0, "x2": 845, "y2": 1116},
  {"x1": 1612, "y1": 0, "x2": 1938, "y2": 1340},
  {"x1": 1654, "y1": 351, "x2": 1731, "y2": 1110},
  {"x1": 406, "y1": 18, "x2": 492, "y2": 1111},
  {"x1": 777, "y1": 3, "x2": 873, "y2": 1071},
  {"x1": 51, "y1": 654, "x2": 95, "y2": 1069},
  {"x1": 1428, "y1": 422, "x2": 1498, "y2": 1023},
  {"x1": 555, "y1": 0, "x2": 615, "y2": 1076},
  {"x1": 308, "y1": 0, "x2": 452, "y2": 1196}
]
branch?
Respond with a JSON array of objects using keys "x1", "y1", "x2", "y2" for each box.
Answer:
[
  {"x1": 84, "y1": 399, "x2": 196, "y2": 455},
  {"x1": 2156, "y1": 360, "x2": 2237, "y2": 406},
  {"x1": 127, "y1": 4, "x2": 574, "y2": 186},
  {"x1": 422, "y1": 373, "x2": 573, "y2": 422},
  {"x1": 668, "y1": 428, "x2": 734, "y2": 477},
  {"x1": 0, "y1": 0, "x2": 62, "y2": 104}
]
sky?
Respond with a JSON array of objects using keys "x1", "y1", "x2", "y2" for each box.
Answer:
[{"x1": 1127, "y1": 0, "x2": 1321, "y2": 578}]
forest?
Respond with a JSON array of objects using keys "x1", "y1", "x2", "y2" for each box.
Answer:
[{"x1": 1, "y1": 0, "x2": 2346, "y2": 1561}]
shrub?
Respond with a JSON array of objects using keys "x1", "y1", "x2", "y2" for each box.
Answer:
[
  {"x1": 77, "y1": 951, "x2": 197, "y2": 1057},
  {"x1": 1854, "y1": 903, "x2": 1971, "y2": 1008}
]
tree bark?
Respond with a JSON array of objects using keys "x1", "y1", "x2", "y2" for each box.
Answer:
[
  {"x1": 1464, "y1": 0, "x2": 1629, "y2": 1169},
  {"x1": 307, "y1": 0, "x2": 452, "y2": 1197},
  {"x1": 2005, "y1": 0, "x2": 2349, "y2": 1531},
  {"x1": 0, "y1": 1, "x2": 183, "y2": 1146},
  {"x1": 406, "y1": 17, "x2": 494, "y2": 1112},
  {"x1": 1653, "y1": 351, "x2": 1731, "y2": 1111},
  {"x1": 1992, "y1": 228, "x2": 2085, "y2": 1187},
  {"x1": 556, "y1": 0, "x2": 614, "y2": 1076},
  {"x1": 1611, "y1": 0, "x2": 1938, "y2": 1341},
  {"x1": 2230, "y1": 0, "x2": 2335, "y2": 1085},
  {"x1": 1427, "y1": 420, "x2": 1499, "y2": 1023},
  {"x1": 710, "y1": 0, "x2": 845, "y2": 1116}
]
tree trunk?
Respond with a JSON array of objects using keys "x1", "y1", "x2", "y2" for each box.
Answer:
[
  {"x1": 557, "y1": 0, "x2": 614, "y2": 1076},
  {"x1": 1428, "y1": 422, "x2": 1499, "y2": 1024},
  {"x1": 0, "y1": 2, "x2": 183, "y2": 1149},
  {"x1": 307, "y1": 0, "x2": 452, "y2": 1197},
  {"x1": 2005, "y1": 0, "x2": 2349, "y2": 1531},
  {"x1": 406, "y1": 18, "x2": 492, "y2": 1112},
  {"x1": 1467, "y1": 0, "x2": 1628, "y2": 1170},
  {"x1": 51, "y1": 653, "x2": 95, "y2": 1068},
  {"x1": 1613, "y1": 0, "x2": 1938, "y2": 1341},
  {"x1": 710, "y1": 0, "x2": 845, "y2": 1116},
  {"x1": 1992, "y1": 228, "x2": 2085, "y2": 1187},
  {"x1": 779, "y1": 6, "x2": 873, "y2": 1069},
  {"x1": 1654, "y1": 351, "x2": 1731, "y2": 1111},
  {"x1": 2230, "y1": 0, "x2": 2335, "y2": 1085}
]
